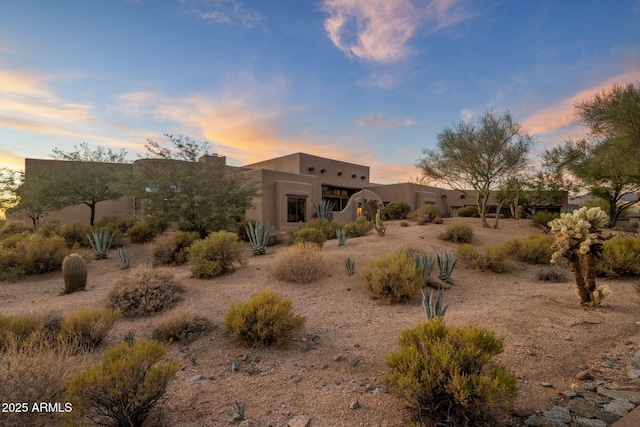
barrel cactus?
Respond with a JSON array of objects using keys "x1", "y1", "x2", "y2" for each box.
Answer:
[{"x1": 62, "y1": 253, "x2": 88, "y2": 294}]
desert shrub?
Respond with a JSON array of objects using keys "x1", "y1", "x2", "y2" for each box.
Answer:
[
  {"x1": 0, "y1": 230, "x2": 30, "y2": 248},
  {"x1": 343, "y1": 216, "x2": 374, "y2": 237},
  {"x1": 0, "y1": 222, "x2": 31, "y2": 240},
  {"x1": 145, "y1": 216, "x2": 169, "y2": 234},
  {"x1": 0, "y1": 248, "x2": 21, "y2": 281},
  {"x1": 36, "y1": 220, "x2": 62, "y2": 237},
  {"x1": 289, "y1": 227, "x2": 327, "y2": 247},
  {"x1": 455, "y1": 243, "x2": 479, "y2": 261},
  {"x1": 0, "y1": 314, "x2": 44, "y2": 349},
  {"x1": 224, "y1": 289, "x2": 305, "y2": 347},
  {"x1": 362, "y1": 253, "x2": 422, "y2": 303},
  {"x1": 95, "y1": 215, "x2": 136, "y2": 234},
  {"x1": 537, "y1": 266, "x2": 568, "y2": 282},
  {"x1": 66, "y1": 339, "x2": 178, "y2": 427},
  {"x1": 596, "y1": 236, "x2": 640, "y2": 277},
  {"x1": 151, "y1": 308, "x2": 211, "y2": 344},
  {"x1": 385, "y1": 318, "x2": 518, "y2": 426},
  {"x1": 383, "y1": 202, "x2": 411, "y2": 220},
  {"x1": 188, "y1": 231, "x2": 247, "y2": 278},
  {"x1": 59, "y1": 308, "x2": 121, "y2": 351},
  {"x1": 152, "y1": 231, "x2": 198, "y2": 265},
  {"x1": 129, "y1": 222, "x2": 158, "y2": 243},
  {"x1": 109, "y1": 265, "x2": 184, "y2": 317},
  {"x1": 271, "y1": 242, "x2": 326, "y2": 284},
  {"x1": 456, "y1": 244, "x2": 509, "y2": 273},
  {"x1": 0, "y1": 331, "x2": 84, "y2": 427},
  {"x1": 530, "y1": 211, "x2": 560, "y2": 228},
  {"x1": 58, "y1": 222, "x2": 91, "y2": 247},
  {"x1": 439, "y1": 223, "x2": 474, "y2": 243},
  {"x1": 423, "y1": 204, "x2": 441, "y2": 219},
  {"x1": 14, "y1": 234, "x2": 70, "y2": 276},
  {"x1": 505, "y1": 234, "x2": 555, "y2": 264},
  {"x1": 457, "y1": 205, "x2": 479, "y2": 217},
  {"x1": 287, "y1": 218, "x2": 342, "y2": 241}
]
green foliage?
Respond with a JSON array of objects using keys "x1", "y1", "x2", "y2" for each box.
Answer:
[
  {"x1": 0, "y1": 313, "x2": 44, "y2": 349},
  {"x1": 456, "y1": 244, "x2": 508, "y2": 273},
  {"x1": 0, "y1": 230, "x2": 30, "y2": 249},
  {"x1": 287, "y1": 218, "x2": 342, "y2": 241},
  {"x1": 59, "y1": 308, "x2": 121, "y2": 351},
  {"x1": 336, "y1": 228, "x2": 347, "y2": 245},
  {"x1": 373, "y1": 209, "x2": 387, "y2": 236},
  {"x1": 188, "y1": 231, "x2": 247, "y2": 278},
  {"x1": 109, "y1": 265, "x2": 184, "y2": 317},
  {"x1": 596, "y1": 236, "x2": 640, "y2": 277},
  {"x1": 437, "y1": 252, "x2": 458, "y2": 281},
  {"x1": 61, "y1": 253, "x2": 88, "y2": 294},
  {"x1": 414, "y1": 253, "x2": 433, "y2": 284},
  {"x1": 457, "y1": 205, "x2": 479, "y2": 217},
  {"x1": 343, "y1": 216, "x2": 374, "y2": 237},
  {"x1": 0, "y1": 247, "x2": 21, "y2": 281},
  {"x1": 14, "y1": 234, "x2": 70, "y2": 276},
  {"x1": 290, "y1": 226, "x2": 327, "y2": 247},
  {"x1": 128, "y1": 222, "x2": 158, "y2": 243},
  {"x1": 117, "y1": 246, "x2": 130, "y2": 269},
  {"x1": 385, "y1": 318, "x2": 518, "y2": 426},
  {"x1": 314, "y1": 200, "x2": 335, "y2": 221},
  {"x1": 383, "y1": 201, "x2": 411, "y2": 220},
  {"x1": 86, "y1": 229, "x2": 114, "y2": 259},
  {"x1": 152, "y1": 231, "x2": 198, "y2": 266},
  {"x1": 530, "y1": 211, "x2": 560, "y2": 228},
  {"x1": 455, "y1": 243, "x2": 479, "y2": 261},
  {"x1": 245, "y1": 220, "x2": 273, "y2": 255},
  {"x1": 421, "y1": 288, "x2": 448, "y2": 320},
  {"x1": 66, "y1": 339, "x2": 178, "y2": 427},
  {"x1": 58, "y1": 222, "x2": 91, "y2": 247},
  {"x1": 95, "y1": 215, "x2": 136, "y2": 234},
  {"x1": 423, "y1": 204, "x2": 441, "y2": 220},
  {"x1": 151, "y1": 308, "x2": 211, "y2": 344},
  {"x1": 439, "y1": 223, "x2": 474, "y2": 243},
  {"x1": 505, "y1": 234, "x2": 555, "y2": 264},
  {"x1": 272, "y1": 242, "x2": 326, "y2": 284},
  {"x1": 0, "y1": 222, "x2": 31, "y2": 241},
  {"x1": 362, "y1": 253, "x2": 422, "y2": 303},
  {"x1": 224, "y1": 289, "x2": 305, "y2": 347},
  {"x1": 345, "y1": 257, "x2": 355, "y2": 276}
]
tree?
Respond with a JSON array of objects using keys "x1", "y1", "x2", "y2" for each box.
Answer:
[
  {"x1": 416, "y1": 110, "x2": 535, "y2": 228},
  {"x1": 51, "y1": 142, "x2": 130, "y2": 163},
  {"x1": 131, "y1": 135, "x2": 259, "y2": 237},
  {"x1": 0, "y1": 168, "x2": 20, "y2": 216},
  {"x1": 1, "y1": 168, "x2": 56, "y2": 228}
]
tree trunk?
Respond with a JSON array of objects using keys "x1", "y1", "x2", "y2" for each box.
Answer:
[
  {"x1": 584, "y1": 252, "x2": 597, "y2": 295},
  {"x1": 568, "y1": 251, "x2": 591, "y2": 305},
  {"x1": 89, "y1": 203, "x2": 96, "y2": 226},
  {"x1": 493, "y1": 201, "x2": 504, "y2": 229},
  {"x1": 478, "y1": 192, "x2": 490, "y2": 228}
]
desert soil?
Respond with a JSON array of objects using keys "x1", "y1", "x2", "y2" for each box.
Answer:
[{"x1": 2, "y1": 217, "x2": 639, "y2": 427}]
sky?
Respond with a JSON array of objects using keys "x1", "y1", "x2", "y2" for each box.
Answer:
[{"x1": 1, "y1": 0, "x2": 639, "y2": 183}]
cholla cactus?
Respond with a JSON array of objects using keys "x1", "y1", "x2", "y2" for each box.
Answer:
[{"x1": 549, "y1": 207, "x2": 610, "y2": 306}]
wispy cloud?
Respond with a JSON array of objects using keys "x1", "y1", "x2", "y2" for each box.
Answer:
[
  {"x1": 0, "y1": 149, "x2": 26, "y2": 169},
  {"x1": 356, "y1": 115, "x2": 416, "y2": 129},
  {"x1": 322, "y1": 0, "x2": 472, "y2": 64},
  {"x1": 180, "y1": 0, "x2": 266, "y2": 29}
]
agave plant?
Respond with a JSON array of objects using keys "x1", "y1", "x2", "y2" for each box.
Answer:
[
  {"x1": 86, "y1": 230, "x2": 114, "y2": 260},
  {"x1": 336, "y1": 228, "x2": 347, "y2": 246},
  {"x1": 436, "y1": 252, "x2": 457, "y2": 283},
  {"x1": 421, "y1": 288, "x2": 448, "y2": 320},
  {"x1": 345, "y1": 257, "x2": 355, "y2": 276},
  {"x1": 314, "y1": 200, "x2": 335, "y2": 222},
  {"x1": 414, "y1": 253, "x2": 433, "y2": 284},
  {"x1": 117, "y1": 246, "x2": 130, "y2": 269},
  {"x1": 245, "y1": 221, "x2": 272, "y2": 255}
]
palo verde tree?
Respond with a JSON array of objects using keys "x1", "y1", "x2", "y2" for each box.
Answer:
[
  {"x1": 5, "y1": 169, "x2": 58, "y2": 229},
  {"x1": 131, "y1": 134, "x2": 259, "y2": 237},
  {"x1": 543, "y1": 83, "x2": 640, "y2": 228},
  {"x1": 416, "y1": 110, "x2": 535, "y2": 228}
]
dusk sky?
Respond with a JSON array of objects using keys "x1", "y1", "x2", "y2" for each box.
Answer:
[{"x1": 1, "y1": 1, "x2": 639, "y2": 183}]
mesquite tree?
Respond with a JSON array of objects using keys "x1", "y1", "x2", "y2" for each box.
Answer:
[{"x1": 549, "y1": 207, "x2": 610, "y2": 306}]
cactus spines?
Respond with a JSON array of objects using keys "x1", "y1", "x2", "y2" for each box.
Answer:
[{"x1": 62, "y1": 253, "x2": 88, "y2": 294}]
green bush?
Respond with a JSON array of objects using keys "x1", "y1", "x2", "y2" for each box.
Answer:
[
  {"x1": 151, "y1": 308, "x2": 211, "y2": 344},
  {"x1": 505, "y1": 234, "x2": 555, "y2": 264},
  {"x1": 59, "y1": 308, "x2": 121, "y2": 351},
  {"x1": 58, "y1": 222, "x2": 91, "y2": 247},
  {"x1": 0, "y1": 222, "x2": 31, "y2": 240},
  {"x1": 456, "y1": 244, "x2": 509, "y2": 273},
  {"x1": 128, "y1": 222, "x2": 158, "y2": 243},
  {"x1": 95, "y1": 215, "x2": 136, "y2": 234},
  {"x1": 0, "y1": 248, "x2": 21, "y2": 281},
  {"x1": 66, "y1": 340, "x2": 178, "y2": 427},
  {"x1": 224, "y1": 289, "x2": 305, "y2": 347},
  {"x1": 152, "y1": 231, "x2": 198, "y2": 265},
  {"x1": 14, "y1": 235, "x2": 70, "y2": 276},
  {"x1": 423, "y1": 204, "x2": 441, "y2": 219},
  {"x1": 36, "y1": 220, "x2": 62, "y2": 238},
  {"x1": 109, "y1": 265, "x2": 184, "y2": 317},
  {"x1": 383, "y1": 202, "x2": 411, "y2": 220},
  {"x1": 343, "y1": 216, "x2": 374, "y2": 237},
  {"x1": 290, "y1": 227, "x2": 327, "y2": 247},
  {"x1": 362, "y1": 253, "x2": 422, "y2": 303},
  {"x1": 0, "y1": 230, "x2": 30, "y2": 249},
  {"x1": 271, "y1": 242, "x2": 326, "y2": 284},
  {"x1": 457, "y1": 205, "x2": 479, "y2": 217},
  {"x1": 530, "y1": 211, "x2": 560, "y2": 228},
  {"x1": 0, "y1": 314, "x2": 44, "y2": 349},
  {"x1": 385, "y1": 318, "x2": 518, "y2": 426},
  {"x1": 188, "y1": 231, "x2": 247, "y2": 278},
  {"x1": 439, "y1": 223, "x2": 474, "y2": 243},
  {"x1": 145, "y1": 216, "x2": 169, "y2": 234},
  {"x1": 597, "y1": 236, "x2": 640, "y2": 277}
]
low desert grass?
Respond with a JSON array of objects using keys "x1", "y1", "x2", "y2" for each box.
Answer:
[{"x1": 271, "y1": 242, "x2": 326, "y2": 284}]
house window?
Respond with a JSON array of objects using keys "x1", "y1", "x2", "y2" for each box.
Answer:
[{"x1": 287, "y1": 195, "x2": 307, "y2": 223}]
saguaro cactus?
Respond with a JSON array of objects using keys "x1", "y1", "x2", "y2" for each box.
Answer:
[
  {"x1": 62, "y1": 253, "x2": 88, "y2": 294},
  {"x1": 549, "y1": 207, "x2": 610, "y2": 306}
]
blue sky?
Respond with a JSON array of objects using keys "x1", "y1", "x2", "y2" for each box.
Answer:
[{"x1": 1, "y1": 0, "x2": 639, "y2": 183}]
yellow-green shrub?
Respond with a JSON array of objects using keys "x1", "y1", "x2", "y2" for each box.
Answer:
[
  {"x1": 14, "y1": 234, "x2": 70, "y2": 276},
  {"x1": 152, "y1": 231, "x2": 198, "y2": 265},
  {"x1": 109, "y1": 265, "x2": 184, "y2": 317},
  {"x1": 597, "y1": 236, "x2": 640, "y2": 277},
  {"x1": 95, "y1": 215, "x2": 136, "y2": 234},
  {"x1": 58, "y1": 222, "x2": 91, "y2": 247},
  {"x1": 530, "y1": 211, "x2": 560, "y2": 228},
  {"x1": 455, "y1": 243, "x2": 479, "y2": 260},
  {"x1": 59, "y1": 308, "x2": 121, "y2": 350},
  {"x1": 290, "y1": 227, "x2": 327, "y2": 247},
  {"x1": 151, "y1": 308, "x2": 211, "y2": 344},
  {"x1": 385, "y1": 318, "x2": 518, "y2": 426},
  {"x1": 0, "y1": 314, "x2": 44, "y2": 349},
  {"x1": 287, "y1": 218, "x2": 342, "y2": 241},
  {"x1": 505, "y1": 234, "x2": 555, "y2": 264},
  {"x1": 66, "y1": 340, "x2": 178, "y2": 427},
  {"x1": 129, "y1": 222, "x2": 158, "y2": 243},
  {"x1": 439, "y1": 223, "x2": 474, "y2": 243},
  {"x1": 271, "y1": 242, "x2": 326, "y2": 284},
  {"x1": 0, "y1": 222, "x2": 31, "y2": 240},
  {"x1": 188, "y1": 231, "x2": 246, "y2": 278},
  {"x1": 361, "y1": 253, "x2": 422, "y2": 303},
  {"x1": 0, "y1": 230, "x2": 30, "y2": 249},
  {"x1": 0, "y1": 247, "x2": 21, "y2": 281},
  {"x1": 343, "y1": 216, "x2": 374, "y2": 237},
  {"x1": 224, "y1": 289, "x2": 305, "y2": 347},
  {"x1": 456, "y1": 244, "x2": 509, "y2": 273}
]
